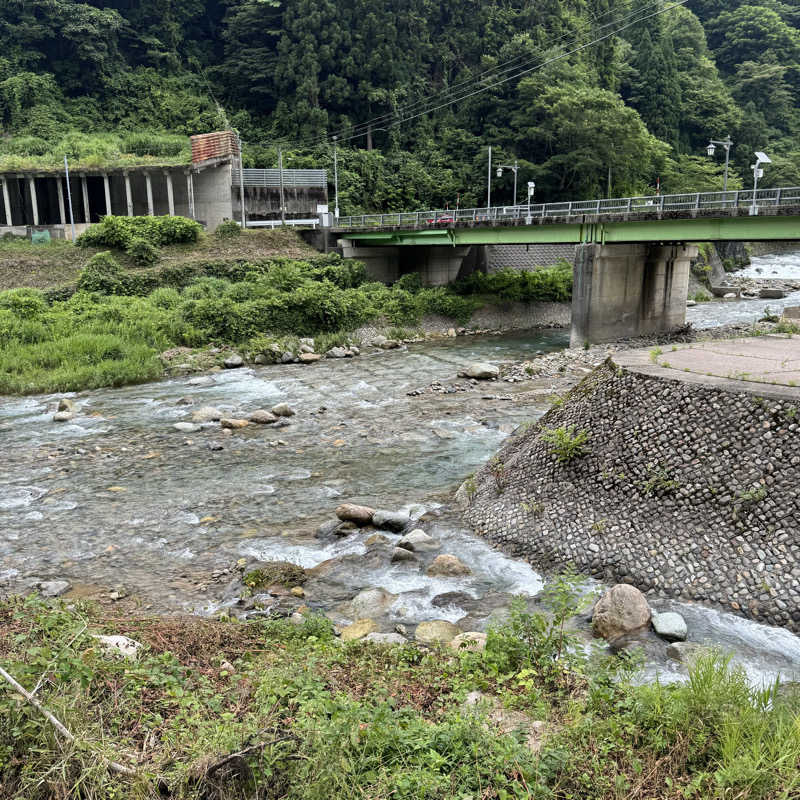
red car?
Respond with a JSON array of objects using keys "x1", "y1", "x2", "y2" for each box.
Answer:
[{"x1": 424, "y1": 213, "x2": 455, "y2": 225}]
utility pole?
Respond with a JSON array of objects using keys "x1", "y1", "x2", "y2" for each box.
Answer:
[
  {"x1": 487, "y1": 145, "x2": 492, "y2": 209},
  {"x1": 333, "y1": 136, "x2": 339, "y2": 218},
  {"x1": 64, "y1": 155, "x2": 76, "y2": 243},
  {"x1": 235, "y1": 130, "x2": 246, "y2": 229},
  {"x1": 278, "y1": 147, "x2": 286, "y2": 225}
]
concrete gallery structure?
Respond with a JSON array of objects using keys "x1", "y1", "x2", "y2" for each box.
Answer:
[{"x1": 0, "y1": 131, "x2": 328, "y2": 238}]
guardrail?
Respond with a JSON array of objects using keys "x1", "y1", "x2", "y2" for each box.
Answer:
[
  {"x1": 334, "y1": 187, "x2": 800, "y2": 229},
  {"x1": 245, "y1": 218, "x2": 319, "y2": 229}
]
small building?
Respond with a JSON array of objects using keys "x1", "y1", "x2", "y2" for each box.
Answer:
[{"x1": 0, "y1": 131, "x2": 328, "y2": 239}]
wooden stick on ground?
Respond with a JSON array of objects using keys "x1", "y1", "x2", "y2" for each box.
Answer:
[{"x1": 0, "y1": 665, "x2": 137, "y2": 778}]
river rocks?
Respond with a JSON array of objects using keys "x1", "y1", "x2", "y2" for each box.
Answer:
[
  {"x1": 340, "y1": 618, "x2": 378, "y2": 641},
  {"x1": 364, "y1": 632, "x2": 407, "y2": 645},
  {"x1": 299, "y1": 344, "x2": 315, "y2": 354},
  {"x1": 52, "y1": 411, "x2": 74, "y2": 422},
  {"x1": 221, "y1": 417, "x2": 249, "y2": 429},
  {"x1": 223, "y1": 354, "x2": 244, "y2": 368},
  {"x1": 759, "y1": 288, "x2": 786, "y2": 299},
  {"x1": 249, "y1": 409, "x2": 278, "y2": 424},
  {"x1": 371, "y1": 335, "x2": 388, "y2": 347},
  {"x1": 271, "y1": 403, "x2": 296, "y2": 417},
  {"x1": 397, "y1": 529, "x2": 439, "y2": 552},
  {"x1": 686, "y1": 300, "x2": 696, "y2": 307},
  {"x1": 188, "y1": 376, "x2": 215, "y2": 386},
  {"x1": 192, "y1": 406, "x2": 223, "y2": 422},
  {"x1": 426, "y1": 554, "x2": 472, "y2": 577},
  {"x1": 651, "y1": 611, "x2": 688, "y2": 642},
  {"x1": 57, "y1": 398, "x2": 75, "y2": 412},
  {"x1": 391, "y1": 546, "x2": 417, "y2": 563},
  {"x1": 38, "y1": 579, "x2": 71, "y2": 597},
  {"x1": 365, "y1": 533, "x2": 390, "y2": 547},
  {"x1": 415, "y1": 620, "x2": 460, "y2": 645},
  {"x1": 347, "y1": 587, "x2": 396, "y2": 618},
  {"x1": 462, "y1": 362, "x2": 499, "y2": 379},
  {"x1": 253, "y1": 354, "x2": 269, "y2": 364},
  {"x1": 335, "y1": 503, "x2": 375, "y2": 525},
  {"x1": 449, "y1": 632, "x2": 487, "y2": 652},
  {"x1": 592, "y1": 585, "x2": 651, "y2": 642},
  {"x1": 299, "y1": 353, "x2": 322, "y2": 363},
  {"x1": 666, "y1": 641, "x2": 711, "y2": 664},
  {"x1": 372, "y1": 509, "x2": 410, "y2": 532},
  {"x1": 173, "y1": 422, "x2": 200, "y2": 432},
  {"x1": 93, "y1": 634, "x2": 142, "y2": 661},
  {"x1": 290, "y1": 586, "x2": 305, "y2": 598},
  {"x1": 326, "y1": 346, "x2": 349, "y2": 359},
  {"x1": 176, "y1": 396, "x2": 193, "y2": 405}
]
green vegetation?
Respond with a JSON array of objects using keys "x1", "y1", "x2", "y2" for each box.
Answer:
[
  {"x1": 1, "y1": 594, "x2": 799, "y2": 799},
  {"x1": 242, "y1": 562, "x2": 307, "y2": 591},
  {"x1": 541, "y1": 425, "x2": 591, "y2": 463},
  {"x1": 0, "y1": 232, "x2": 574, "y2": 394},
  {"x1": 639, "y1": 463, "x2": 682, "y2": 496}
]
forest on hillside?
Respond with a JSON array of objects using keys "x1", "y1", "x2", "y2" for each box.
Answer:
[{"x1": 0, "y1": 0, "x2": 799, "y2": 212}]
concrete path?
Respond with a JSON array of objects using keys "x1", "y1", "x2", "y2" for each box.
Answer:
[{"x1": 614, "y1": 335, "x2": 800, "y2": 400}]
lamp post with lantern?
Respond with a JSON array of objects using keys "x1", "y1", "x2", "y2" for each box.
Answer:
[{"x1": 706, "y1": 135, "x2": 733, "y2": 193}]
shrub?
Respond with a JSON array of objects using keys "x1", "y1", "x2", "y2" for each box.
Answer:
[
  {"x1": 77, "y1": 215, "x2": 201, "y2": 250},
  {"x1": 121, "y1": 132, "x2": 186, "y2": 158},
  {"x1": 214, "y1": 219, "x2": 242, "y2": 239},
  {"x1": 0, "y1": 287, "x2": 46, "y2": 318},
  {"x1": 541, "y1": 425, "x2": 591, "y2": 463},
  {"x1": 125, "y1": 236, "x2": 159, "y2": 266},
  {"x1": 76, "y1": 252, "x2": 124, "y2": 294},
  {"x1": 156, "y1": 215, "x2": 202, "y2": 245}
]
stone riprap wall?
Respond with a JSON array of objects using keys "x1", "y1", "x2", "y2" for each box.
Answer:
[
  {"x1": 487, "y1": 244, "x2": 576, "y2": 272},
  {"x1": 461, "y1": 359, "x2": 800, "y2": 630},
  {"x1": 421, "y1": 302, "x2": 570, "y2": 333}
]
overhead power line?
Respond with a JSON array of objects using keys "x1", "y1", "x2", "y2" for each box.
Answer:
[{"x1": 261, "y1": 0, "x2": 687, "y2": 153}]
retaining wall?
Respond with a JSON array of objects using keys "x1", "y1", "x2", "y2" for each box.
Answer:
[{"x1": 461, "y1": 359, "x2": 800, "y2": 630}]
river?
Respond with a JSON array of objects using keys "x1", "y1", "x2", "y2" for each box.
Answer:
[{"x1": 2, "y1": 251, "x2": 800, "y2": 687}]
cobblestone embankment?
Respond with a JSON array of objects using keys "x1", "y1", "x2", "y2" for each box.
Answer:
[{"x1": 460, "y1": 358, "x2": 800, "y2": 630}]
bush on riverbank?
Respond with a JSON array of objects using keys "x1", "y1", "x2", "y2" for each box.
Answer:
[
  {"x1": 0, "y1": 256, "x2": 572, "y2": 394},
  {"x1": 0, "y1": 595, "x2": 798, "y2": 799}
]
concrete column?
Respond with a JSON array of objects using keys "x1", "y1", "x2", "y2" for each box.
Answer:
[
  {"x1": 415, "y1": 245, "x2": 472, "y2": 286},
  {"x1": 124, "y1": 172, "x2": 133, "y2": 217},
  {"x1": 103, "y1": 174, "x2": 112, "y2": 216},
  {"x1": 56, "y1": 177, "x2": 66, "y2": 225},
  {"x1": 80, "y1": 175, "x2": 90, "y2": 223},
  {"x1": 164, "y1": 170, "x2": 175, "y2": 216},
  {"x1": 145, "y1": 172, "x2": 154, "y2": 215},
  {"x1": 339, "y1": 240, "x2": 400, "y2": 283},
  {"x1": 570, "y1": 242, "x2": 697, "y2": 346},
  {"x1": 28, "y1": 177, "x2": 39, "y2": 225},
  {"x1": 2, "y1": 178, "x2": 12, "y2": 226},
  {"x1": 185, "y1": 170, "x2": 195, "y2": 219}
]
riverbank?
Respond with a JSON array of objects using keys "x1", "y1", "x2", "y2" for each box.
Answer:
[{"x1": 1, "y1": 594, "x2": 798, "y2": 800}]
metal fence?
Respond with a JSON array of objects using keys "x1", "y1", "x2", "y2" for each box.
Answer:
[
  {"x1": 334, "y1": 187, "x2": 800, "y2": 229},
  {"x1": 232, "y1": 168, "x2": 328, "y2": 188}
]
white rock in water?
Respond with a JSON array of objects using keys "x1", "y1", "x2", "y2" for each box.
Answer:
[
  {"x1": 93, "y1": 634, "x2": 142, "y2": 661},
  {"x1": 173, "y1": 422, "x2": 200, "y2": 432},
  {"x1": 52, "y1": 411, "x2": 74, "y2": 422},
  {"x1": 686, "y1": 300, "x2": 696, "y2": 307},
  {"x1": 271, "y1": 403, "x2": 296, "y2": 417},
  {"x1": 372, "y1": 509, "x2": 410, "y2": 532},
  {"x1": 192, "y1": 406, "x2": 223, "y2": 422},
  {"x1": 463, "y1": 362, "x2": 499, "y2": 379},
  {"x1": 223, "y1": 354, "x2": 244, "y2": 368},
  {"x1": 38, "y1": 580, "x2": 71, "y2": 597},
  {"x1": 397, "y1": 529, "x2": 440, "y2": 552},
  {"x1": 592, "y1": 584, "x2": 651, "y2": 642},
  {"x1": 651, "y1": 611, "x2": 688, "y2": 642}
]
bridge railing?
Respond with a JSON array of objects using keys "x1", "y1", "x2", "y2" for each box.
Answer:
[{"x1": 334, "y1": 186, "x2": 800, "y2": 229}]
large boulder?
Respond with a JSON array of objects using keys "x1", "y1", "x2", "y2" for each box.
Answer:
[
  {"x1": 592, "y1": 584, "x2": 651, "y2": 642},
  {"x1": 415, "y1": 620, "x2": 460, "y2": 645},
  {"x1": 249, "y1": 409, "x2": 278, "y2": 424},
  {"x1": 335, "y1": 503, "x2": 375, "y2": 525},
  {"x1": 372, "y1": 509, "x2": 410, "y2": 532},
  {"x1": 426, "y1": 554, "x2": 471, "y2": 577},
  {"x1": 340, "y1": 619, "x2": 378, "y2": 641},
  {"x1": 346, "y1": 588, "x2": 396, "y2": 619},
  {"x1": 192, "y1": 406, "x2": 223, "y2": 422},
  {"x1": 462, "y1": 362, "x2": 499, "y2": 379},
  {"x1": 449, "y1": 632, "x2": 487, "y2": 652},
  {"x1": 223, "y1": 354, "x2": 244, "y2": 368},
  {"x1": 271, "y1": 403, "x2": 296, "y2": 417},
  {"x1": 398, "y1": 529, "x2": 440, "y2": 552},
  {"x1": 651, "y1": 611, "x2": 688, "y2": 642}
]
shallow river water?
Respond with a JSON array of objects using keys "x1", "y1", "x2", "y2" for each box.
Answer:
[{"x1": 3, "y1": 254, "x2": 800, "y2": 686}]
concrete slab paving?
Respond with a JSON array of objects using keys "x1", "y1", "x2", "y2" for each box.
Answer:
[{"x1": 614, "y1": 335, "x2": 800, "y2": 400}]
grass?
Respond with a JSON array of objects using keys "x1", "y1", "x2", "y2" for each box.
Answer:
[
  {"x1": 1, "y1": 595, "x2": 798, "y2": 799},
  {"x1": 0, "y1": 232, "x2": 574, "y2": 394}
]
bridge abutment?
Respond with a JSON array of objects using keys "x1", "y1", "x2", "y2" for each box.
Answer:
[
  {"x1": 570, "y1": 242, "x2": 695, "y2": 346},
  {"x1": 339, "y1": 241, "x2": 400, "y2": 282}
]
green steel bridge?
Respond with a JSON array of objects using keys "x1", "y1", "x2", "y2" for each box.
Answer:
[{"x1": 333, "y1": 187, "x2": 800, "y2": 245}]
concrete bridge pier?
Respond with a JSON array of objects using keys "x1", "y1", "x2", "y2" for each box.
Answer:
[
  {"x1": 570, "y1": 243, "x2": 696, "y2": 347},
  {"x1": 339, "y1": 241, "x2": 476, "y2": 285}
]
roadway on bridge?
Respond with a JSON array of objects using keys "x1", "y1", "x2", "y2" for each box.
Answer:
[{"x1": 614, "y1": 335, "x2": 800, "y2": 401}]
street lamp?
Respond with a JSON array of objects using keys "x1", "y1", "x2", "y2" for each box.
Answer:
[
  {"x1": 496, "y1": 160, "x2": 519, "y2": 206},
  {"x1": 525, "y1": 181, "x2": 535, "y2": 225},
  {"x1": 706, "y1": 135, "x2": 733, "y2": 193},
  {"x1": 749, "y1": 151, "x2": 771, "y2": 216}
]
